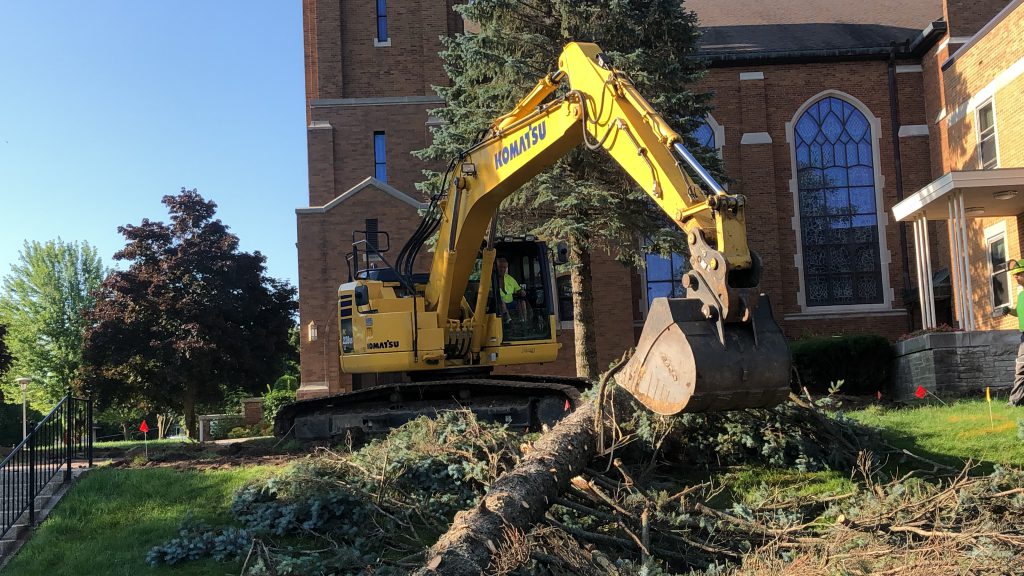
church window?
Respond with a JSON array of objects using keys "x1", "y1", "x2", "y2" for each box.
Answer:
[{"x1": 794, "y1": 96, "x2": 883, "y2": 306}]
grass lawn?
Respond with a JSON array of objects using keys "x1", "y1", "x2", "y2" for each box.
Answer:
[
  {"x1": 94, "y1": 438, "x2": 198, "y2": 450},
  {"x1": 719, "y1": 467, "x2": 854, "y2": 506},
  {"x1": 848, "y1": 399, "x2": 1024, "y2": 469},
  {"x1": 3, "y1": 465, "x2": 279, "y2": 576}
]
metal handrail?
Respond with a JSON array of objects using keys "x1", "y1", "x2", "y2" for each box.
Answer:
[{"x1": 0, "y1": 390, "x2": 92, "y2": 540}]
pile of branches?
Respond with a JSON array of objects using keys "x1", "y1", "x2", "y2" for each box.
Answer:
[
  {"x1": 146, "y1": 395, "x2": 1024, "y2": 575},
  {"x1": 148, "y1": 411, "x2": 524, "y2": 574},
  {"x1": 501, "y1": 456, "x2": 1024, "y2": 575}
]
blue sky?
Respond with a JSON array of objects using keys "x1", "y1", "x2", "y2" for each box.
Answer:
[{"x1": 0, "y1": 2, "x2": 308, "y2": 289}]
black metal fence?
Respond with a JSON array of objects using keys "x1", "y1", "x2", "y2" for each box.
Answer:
[{"x1": 0, "y1": 390, "x2": 92, "y2": 540}]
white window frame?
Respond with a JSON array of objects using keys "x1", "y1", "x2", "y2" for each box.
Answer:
[
  {"x1": 976, "y1": 99, "x2": 1000, "y2": 170},
  {"x1": 985, "y1": 221, "x2": 1010, "y2": 310}
]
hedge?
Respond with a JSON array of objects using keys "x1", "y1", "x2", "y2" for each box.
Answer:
[{"x1": 790, "y1": 334, "x2": 893, "y2": 396}]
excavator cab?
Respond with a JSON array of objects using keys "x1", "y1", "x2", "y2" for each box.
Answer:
[
  {"x1": 463, "y1": 237, "x2": 557, "y2": 343},
  {"x1": 491, "y1": 238, "x2": 556, "y2": 343}
]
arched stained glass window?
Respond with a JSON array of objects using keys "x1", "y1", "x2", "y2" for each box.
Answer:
[{"x1": 795, "y1": 96, "x2": 882, "y2": 306}]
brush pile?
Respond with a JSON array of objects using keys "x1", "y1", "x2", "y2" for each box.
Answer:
[{"x1": 147, "y1": 391, "x2": 1024, "y2": 575}]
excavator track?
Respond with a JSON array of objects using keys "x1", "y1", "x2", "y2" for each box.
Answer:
[{"x1": 274, "y1": 375, "x2": 589, "y2": 441}]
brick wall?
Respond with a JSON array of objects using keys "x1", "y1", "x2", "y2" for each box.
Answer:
[
  {"x1": 943, "y1": 0, "x2": 1013, "y2": 39},
  {"x1": 298, "y1": 0, "x2": 458, "y2": 397},
  {"x1": 936, "y1": 2, "x2": 1024, "y2": 172},
  {"x1": 306, "y1": 104, "x2": 439, "y2": 206},
  {"x1": 303, "y1": 0, "x2": 459, "y2": 103},
  {"x1": 298, "y1": 1, "x2": 954, "y2": 398}
]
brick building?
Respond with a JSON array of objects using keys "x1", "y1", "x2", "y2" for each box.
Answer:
[
  {"x1": 295, "y1": 0, "x2": 1003, "y2": 399},
  {"x1": 894, "y1": 0, "x2": 1024, "y2": 334}
]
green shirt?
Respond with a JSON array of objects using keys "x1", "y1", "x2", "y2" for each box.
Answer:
[
  {"x1": 499, "y1": 274, "x2": 522, "y2": 304},
  {"x1": 1017, "y1": 290, "x2": 1024, "y2": 332}
]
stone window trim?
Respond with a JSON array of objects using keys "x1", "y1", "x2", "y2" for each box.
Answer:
[
  {"x1": 984, "y1": 220, "x2": 1010, "y2": 313},
  {"x1": 296, "y1": 176, "x2": 428, "y2": 214},
  {"x1": 976, "y1": 99, "x2": 1000, "y2": 170},
  {"x1": 783, "y1": 308, "x2": 907, "y2": 322},
  {"x1": 785, "y1": 89, "x2": 894, "y2": 315}
]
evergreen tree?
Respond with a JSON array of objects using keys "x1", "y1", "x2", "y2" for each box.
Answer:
[{"x1": 415, "y1": 0, "x2": 716, "y2": 379}]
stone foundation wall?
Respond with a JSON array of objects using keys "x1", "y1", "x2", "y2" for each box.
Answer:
[{"x1": 893, "y1": 330, "x2": 1019, "y2": 399}]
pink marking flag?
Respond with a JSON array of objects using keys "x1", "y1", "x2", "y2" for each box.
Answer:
[{"x1": 139, "y1": 420, "x2": 150, "y2": 458}]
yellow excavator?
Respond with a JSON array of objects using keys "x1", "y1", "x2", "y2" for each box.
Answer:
[{"x1": 276, "y1": 42, "x2": 791, "y2": 440}]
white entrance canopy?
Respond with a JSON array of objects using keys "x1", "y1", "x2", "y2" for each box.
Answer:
[{"x1": 893, "y1": 168, "x2": 1024, "y2": 331}]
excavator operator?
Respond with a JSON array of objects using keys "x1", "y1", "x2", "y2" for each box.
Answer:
[{"x1": 495, "y1": 257, "x2": 527, "y2": 317}]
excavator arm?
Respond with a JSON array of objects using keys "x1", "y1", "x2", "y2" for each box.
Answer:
[
  {"x1": 428, "y1": 43, "x2": 758, "y2": 325},
  {"x1": 421, "y1": 42, "x2": 790, "y2": 415}
]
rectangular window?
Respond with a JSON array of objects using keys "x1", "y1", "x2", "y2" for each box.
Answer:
[
  {"x1": 644, "y1": 252, "x2": 686, "y2": 310},
  {"x1": 375, "y1": 0, "x2": 388, "y2": 43},
  {"x1": 373, "y1": 131, "x2": 387, "y2": 182},
  {"x1": 978, "y1": 101, "x2": 998, "y2": 170},
  {"x1": 988, "y1": 230, "x2": 1009, "y2": 308}
]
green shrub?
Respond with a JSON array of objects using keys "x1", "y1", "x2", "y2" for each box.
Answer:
[
  {"x1": 262, "y1": 388, "x2": 296, "y2": 422},
  {"x1": 790, "y1": 334, "x2": 893, "y2": 396},
  {"x1": 0, "y1": 402, "x2": 43, "y2": 447}
]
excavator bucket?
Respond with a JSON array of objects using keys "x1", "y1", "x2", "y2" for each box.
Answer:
[{"x1": 617, "y1": 296, "x2": 791, "y2": 415}]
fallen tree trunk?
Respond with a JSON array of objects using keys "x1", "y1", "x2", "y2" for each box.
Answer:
[{"x1": 414, "y1": 363, "x2": 634, "y2": 576}]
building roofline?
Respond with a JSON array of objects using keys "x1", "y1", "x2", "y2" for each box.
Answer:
[
  {"x1": 296, "y1": 177, "x2": 428, "y2": 214},
  {"x1": 702, "y1": 19, "x2": 946, "y2": 67}
]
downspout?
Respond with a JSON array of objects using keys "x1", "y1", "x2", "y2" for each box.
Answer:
[{"x1": 888, "y1": 42, "x2": 912, "y2": 331}]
